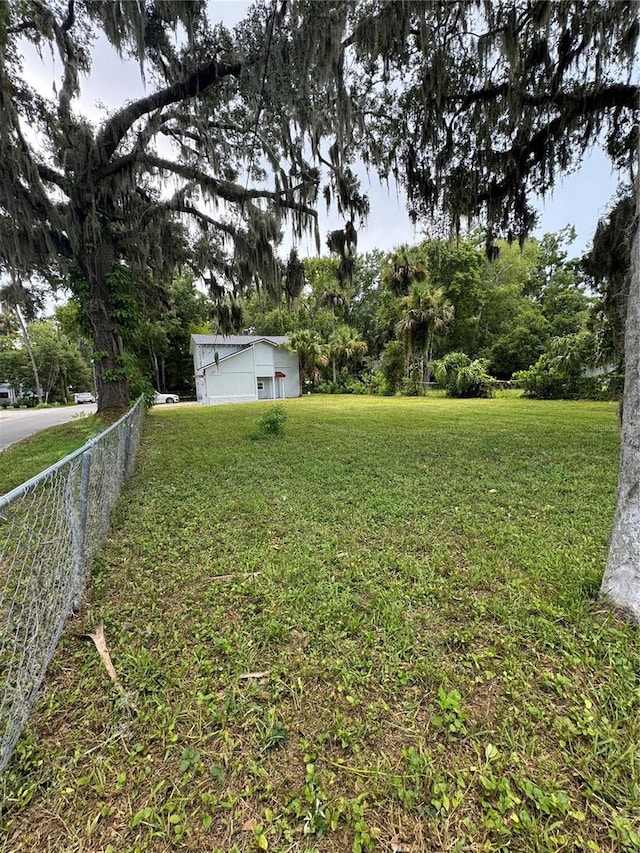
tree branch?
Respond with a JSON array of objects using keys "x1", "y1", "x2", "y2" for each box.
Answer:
[
  {"x1": 96, "y1": 58, "x2": 243, "y2": 162},
  {"x1": 162, "y1": 197, "x2": 238, "y2": 237},
  {"x1": 142, "y1": 154, "x2": 317, "y2": 216},
  {"x1": 447, "y1": 82, "x2": 638, "y2": 112},
  {"x1": 35, "y1": 163, "x2": 66, "y2": 189}
]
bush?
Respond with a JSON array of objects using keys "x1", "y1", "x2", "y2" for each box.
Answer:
[
  {"x1": 342, "y1": 378, "x2": 367, "y2": 395},
  {"x1": 432, "y1": 353, "x2": 496, "y2": 398},
  {"x1": 315, "y1": 377, "x2": 368, "y2": 395},
  {"x1": 314, "y1": 380, "x2": 339, "y2": 394},
  {"x1": 432, "y1": 352, "x2": 470, "y2": 387},
  {"x1": 400, "y1": 369, "x2": 425, "y2": 396},
  {"x1": 514, "y1": 358, "x2": 624, "y2": 400},
  {"x1": 252, "y1": 405, "x2": 288, "y2": 439},
  {"x1": 449, "y1": 360, "x2": 497, "y2": 398},
  {"x1": 513, "y1": 359, "x2": 564, "y2": 399},
  {"x1": 364, "y1": 370, "x2": 393, "y2": 396}
]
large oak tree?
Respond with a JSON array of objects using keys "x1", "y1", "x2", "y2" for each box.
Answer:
[{"x1": 0, "y1": 1, "x2": 361, "y2": 409}]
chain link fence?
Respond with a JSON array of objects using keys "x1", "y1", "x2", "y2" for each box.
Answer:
[{"x1": 0, "y1": 398, "x2": 145, "y2": 773}]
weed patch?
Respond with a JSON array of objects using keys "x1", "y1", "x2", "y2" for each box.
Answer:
[{"x1": 251, "y1": 404, "x2": 288, "y2": 440}]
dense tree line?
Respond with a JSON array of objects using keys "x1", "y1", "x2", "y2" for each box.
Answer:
[{"x1": 239, "y1": 227, "x2": 600, "y2": 396}]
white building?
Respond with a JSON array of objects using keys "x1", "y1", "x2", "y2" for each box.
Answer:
[
  {"x1": 0, "y1": 382, "x2": 17, "y2": 406},
  {"x1": 190, "y1": 335, "x2": 300, "y2": 405}
]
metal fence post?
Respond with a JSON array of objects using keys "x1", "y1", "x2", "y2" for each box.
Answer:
[{"x1": 72, "y1": 447, "x2": 93, "y2": 610}]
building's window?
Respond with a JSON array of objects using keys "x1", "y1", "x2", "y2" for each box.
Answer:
[{"x1": 257, "y1": 381, "x2": 264, "y2": 390}]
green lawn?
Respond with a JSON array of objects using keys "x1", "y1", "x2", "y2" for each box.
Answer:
[
  {"x1": 0, "y1": 415, "x2": 108, "y2": 495},
  {"x1": 2, "y1": 396, "x2": 638, "y2": 852}
]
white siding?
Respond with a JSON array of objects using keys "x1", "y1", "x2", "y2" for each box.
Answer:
[
  {"x1": 195, "y1": 338, "x2": 300, "y2": 405},
  {"x1": 204, "y1": 346, "x2": 256, "y2": 404},
  {"x1": 273, "y1": 349, "x2": 300, "y2": 398},
  {"x1": 253, "y1": 340, "x2": 276, "y2": 374}
]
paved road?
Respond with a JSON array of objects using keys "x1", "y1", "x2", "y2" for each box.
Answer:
[{"x1": 0, "y1": 404, "x2": 97, "y2": 452}]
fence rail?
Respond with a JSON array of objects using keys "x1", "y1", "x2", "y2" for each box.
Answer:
[{"x1": 0, "y1": 397, "x2": 145, "y2": 773}]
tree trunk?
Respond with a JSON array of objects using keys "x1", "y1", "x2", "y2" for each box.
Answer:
[
  {"x1": 83, "y1": 256, "x2": 129, "y2": 412},
  {"x1": 425, "y1": 333, "x2": 434, "y2": 384},
  {"x1": 599, "y1": 155, "x2": 640, "y2": 624},
  {"x1": 15, "y1": 304, "x2": 42, "y2": 403},
  {"x1": 150, "y1": 345, "x2": 160, "y2": 390},
  {"x1": 160, "y1": 357, "x2": 166, "y2": 392}
]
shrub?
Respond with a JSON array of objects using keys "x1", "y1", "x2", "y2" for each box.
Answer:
[
  {"x1": 431, "y1": 352, "x2": 470, "y2": 387},
  {"x1": 315, "y1": 378, "x2": 367, "y2": 395},
  {"x1": 363, "y1": 370, "x2": 389, "y2": 396},
  {"x1": 449, "y1": 360, "x2": 497, "y2": 398},
  {"x1": 432, "y1": 352, "x2": 496, "y2": 398},
  {"x1": 513, "y1": 358, "x2": 564, "y2": 399},
  {"x1": 252, "y1": 405, "x2": 288, "y2": 439},
  {"x1": 314, "y1": 380, "x2": 339, "y2": 394},
  {"x1": 342, "y1": 378, "x2": 367, "y2": 395},
  {"x1": 400, "y1": 369, "x2": 425, "y2": 396},
  {"x1": 514, "y1": 358, "x2": 624, "y2": 400}
]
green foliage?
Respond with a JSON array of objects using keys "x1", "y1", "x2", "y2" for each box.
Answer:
[
  {"x1": 425, "y1": 239, "x2": 486, "y2": 356},
  {"x1": 433, "y1": 352, "x2": 496, "y2": 398},
  {"x1": 315, "y1": 378, "x2": 368, "y2": 395},
  {"x1": 252, "y1": 405, "x2": 288, "y2": 440},
  {"x1": 0, "y1": 318, "x2": 92, "y2": 402},
  {"x1": 432, "y1": 351, "x2": 470, "y2": 387},
  {"x1": 514, "y1": 360, "x2": 624, "y2": 401},
  {"x1": 288, "y1": 329, "x2": 328, "y2": 388},
  {"x1": 488, "y1": 305, "x2": 551, "y2": 379},
  {"x1": 400, "y1": 369, "x2": 426, "y2": 397},
  {"x1": 449, "y1": 360, "x2": 497, "y2": 398},
  {"x1": 379, "y1": 339, "x2": 405, "y2": 394},
  {"x1": 396, "y1": 284, "x2": 454, "y2": 381},
  {"x1": 513, "y1": 332, "x2": 623, "y2": 401}
]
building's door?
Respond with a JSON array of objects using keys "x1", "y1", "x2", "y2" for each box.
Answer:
[{"x1": 257, "y1": 377, "x2": 272, "y2": 399}]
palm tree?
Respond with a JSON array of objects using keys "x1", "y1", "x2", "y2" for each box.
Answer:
[
  {"x1": 287, "y1": 330, "x2": 328, "y2": 392},
  {"x1": 547, "y1": 332, "x2": 592, "y2": 376},
  {"x1": 382, "y1": 246, "x2": 427, "y2": 296},
  {"x1": 396, "y1": 285, "x2": 454, "y2": 382},
  {"x1": 328, "y1": 325, "x2": 368, "y2": 383}
]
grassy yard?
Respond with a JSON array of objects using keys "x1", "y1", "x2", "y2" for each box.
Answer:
[
  {"x1": 0, "y1": 415, "x2": 108, "y2": 495},
  {"x1": 1, "y1": 395, "x2": 638, "y2": 853}
]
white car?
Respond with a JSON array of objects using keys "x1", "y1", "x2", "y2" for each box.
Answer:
[
  {"x1": 154, "y1": 391, "x2": 180, "y2": 404},
  {"x1": 74, "y1": 392, "x2": 96, "y2": 404}
]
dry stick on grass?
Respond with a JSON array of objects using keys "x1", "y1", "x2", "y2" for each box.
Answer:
[
  {"x1": 210, "y1": 571, "x2": 261, "y2": 582},
  {"x1": 80, "y1": 622, "x2": 138, "y2": 712}
]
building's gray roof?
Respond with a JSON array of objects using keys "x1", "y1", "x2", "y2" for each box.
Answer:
[{"x1": 191, "y1": 334, "x2": 289, "y2": 347}]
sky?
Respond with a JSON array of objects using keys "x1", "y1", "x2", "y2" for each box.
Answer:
[{"x1": 20, "y1": 0, "x2": 626, "y2": 262}]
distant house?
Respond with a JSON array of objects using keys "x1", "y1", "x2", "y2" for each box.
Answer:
[
  {"x1": 0, "y1": 382, "x2": 17, "y2": 407},
  {"x1": 190, "y1": 335, "x2": 300, "y2": 405}
]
